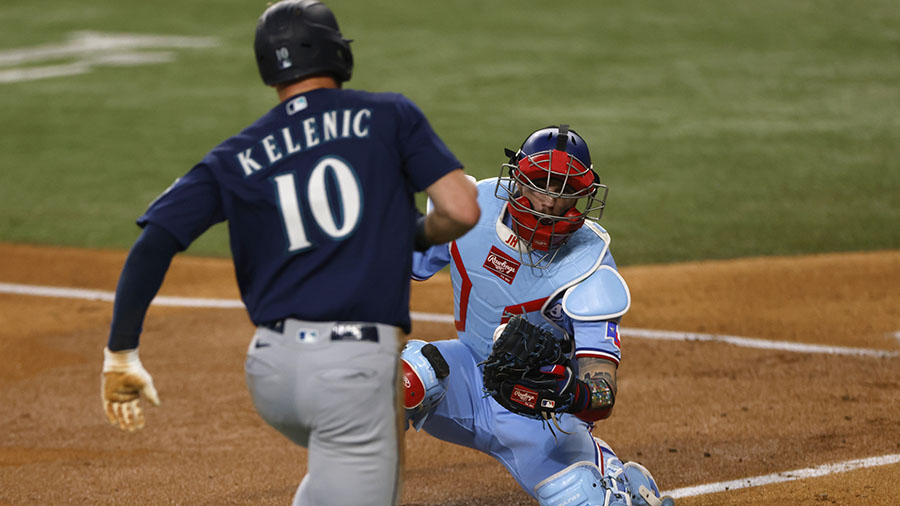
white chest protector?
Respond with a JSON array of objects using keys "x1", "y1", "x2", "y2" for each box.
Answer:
[{"x1": 448, "y1": 179, "x2": 630, "y2": 360}]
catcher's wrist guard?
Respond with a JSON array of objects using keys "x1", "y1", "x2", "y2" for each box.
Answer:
[{"x1": 570, "y1": 377, "x2": 615, "y2": 422}]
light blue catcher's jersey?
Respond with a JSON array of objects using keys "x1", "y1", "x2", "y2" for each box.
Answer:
[{"x1": 412, "y1": 178, "x2": 630, "y2": 365}]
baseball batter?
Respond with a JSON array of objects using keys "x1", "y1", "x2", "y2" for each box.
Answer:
[
  {"x1": 99, "y1": 2, "x2": 479, "y2": 505},
  {"x1": 403, "y1": 126, "x2": 675, "y2": 505}
]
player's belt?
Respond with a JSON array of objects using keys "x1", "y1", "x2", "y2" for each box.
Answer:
[{"x1": 259, "y1": 319, "x2": 380, "y2": 343}]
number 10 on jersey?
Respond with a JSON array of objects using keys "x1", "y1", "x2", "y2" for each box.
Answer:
[{"x1": 272, "y1": 156, "x2": 363, "y2": 252}]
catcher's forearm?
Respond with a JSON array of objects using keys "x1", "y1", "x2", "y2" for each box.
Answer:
[{"x1": 571, "y1": 359, "x2": 617, "y2": 421}]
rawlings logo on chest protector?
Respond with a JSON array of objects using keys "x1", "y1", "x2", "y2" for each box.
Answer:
[{"x1": 483, "y1": 246, "x2": 521, "y2": 284}]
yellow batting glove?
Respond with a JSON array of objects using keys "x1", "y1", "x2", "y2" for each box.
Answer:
[{"x1": 101, "y1": 347, "x2": 161, "y2": 432}]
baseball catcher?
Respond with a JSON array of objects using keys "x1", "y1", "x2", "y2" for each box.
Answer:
[{"x1": 401, "y1": 125, "x2": 675, "y2": 506}]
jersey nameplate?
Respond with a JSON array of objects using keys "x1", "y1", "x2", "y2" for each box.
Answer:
[{"x1": 236, "y1": 107, "x2": 372, "y2": 177}]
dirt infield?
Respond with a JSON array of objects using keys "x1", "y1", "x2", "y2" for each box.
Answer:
[{"x1": 1, "y1": 243, "x2": 898, "y2": 505}]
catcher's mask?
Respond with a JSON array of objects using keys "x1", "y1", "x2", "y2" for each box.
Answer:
[
  {"x1": 495, "y1": 125, "x2": 607, "y2": 267},
  {"x1": 254, "y1": 0, "x2": 354, "y2": 86}
]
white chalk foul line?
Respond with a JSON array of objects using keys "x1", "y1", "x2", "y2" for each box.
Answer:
[
  {"x1": 1, "y1": 282, "x2": 897, "y2": 359},
  {"x1": 0, "y1": 282, "x2": 243, "y2": 308},
  {"x1": 663, "y1": 453, "x2": 900, "y2": 499},
  {"x1": 620, "y1": 328, "x2": 898, "y2": 359},
  {"x1": 4, "y1": 281, "x2": 900, "y2": 497}
]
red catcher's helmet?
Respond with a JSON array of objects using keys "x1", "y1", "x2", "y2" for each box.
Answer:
[{"x1": 495, "y1": 125, "x2": 607, "y2": 264}]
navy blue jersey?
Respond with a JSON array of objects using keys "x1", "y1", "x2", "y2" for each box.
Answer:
[{"x1": 139, "y1": 88, "x2": 461, "y2": 332}]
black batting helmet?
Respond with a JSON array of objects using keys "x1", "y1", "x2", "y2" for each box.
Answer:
[{"x1": 254, "y1": 0, "x2": 354, "y2": 86}]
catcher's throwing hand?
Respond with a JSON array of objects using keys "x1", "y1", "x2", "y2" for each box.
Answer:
[
  {"x1": 482, "y1": 316, "x2": 578, "y2": 419},
  {"x1": 101, "y1": 347, "x2": 160, "y2": 432}
]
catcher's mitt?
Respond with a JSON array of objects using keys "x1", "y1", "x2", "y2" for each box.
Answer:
[{"x1": 481, "y1": 315, "x2": 577, "y2": 420}]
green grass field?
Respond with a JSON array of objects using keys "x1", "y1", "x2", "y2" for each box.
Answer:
[{"x1": 1, "y1": 0, "x2": 898, "y2": 265}]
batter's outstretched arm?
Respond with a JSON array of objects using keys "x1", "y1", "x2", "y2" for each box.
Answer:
[
  {"x1": 102, "y1": 223, "x2": 180, "y2": 432},
  {"x1": 108, "y1": 223, "x2": 181, "y2": 350},
  {"x1": 419, "y1": 169, "x2": 479, "y2": 246}
]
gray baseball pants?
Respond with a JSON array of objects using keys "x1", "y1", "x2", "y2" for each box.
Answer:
[{"x1": 245, "y1": 319, "x2": 403, "y2": 506}]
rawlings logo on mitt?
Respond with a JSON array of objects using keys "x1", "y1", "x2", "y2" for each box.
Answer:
[
  {"x1": 511, "y1": 385, "x2": 539, "y2": 408},
  {"x1": 481, "y1": 315, "x2": 578, "y2": 420}
]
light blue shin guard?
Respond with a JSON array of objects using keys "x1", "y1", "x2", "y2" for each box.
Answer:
[
  {"x1": 534, "y1": 458, "x2": 676, "y2": 506},
  {"x1": 539, "y1": 438, "x2": 675, "y2": 506},
  {"x1": 534, "y1": 462, "x2": 609, "y2": 506},
  {"x1": 619, "y1": 462, "x2": 676, "y2": 506}
]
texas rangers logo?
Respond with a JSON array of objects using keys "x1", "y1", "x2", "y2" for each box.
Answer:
[
  {"x1": 606, "y1": 322, "x2": 621, "y2": 348},
  {"x1": 483, "y1": 246, "x2": 521, "y2": 284},
  {"x1": 510, "y1": 385, "x2": 538, "y2": 409}
]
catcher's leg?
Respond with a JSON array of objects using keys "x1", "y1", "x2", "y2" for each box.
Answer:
[
  {"x1": 595, "y1": 438, "x2": 676, "y2": 506},
  {"x1": 401, "y1": 339, "x2": 450, "y2": 430},
  {"x1": 619, "y1": 462, "x2": 676, "y2": 506},
  {"x1": 533, "y1": 447, "x2": 676, "y2": 506},
  {"x1": 533, "y1": 461, "x2": 609, "y2": 506}
]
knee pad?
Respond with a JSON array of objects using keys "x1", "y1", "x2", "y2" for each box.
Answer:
[
  {"x1": 534, "y1": 462, "x2": 608, "y2": 506},
  {"x1": 401, "y1": 340, "x2": 449, "y2": 431}
]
